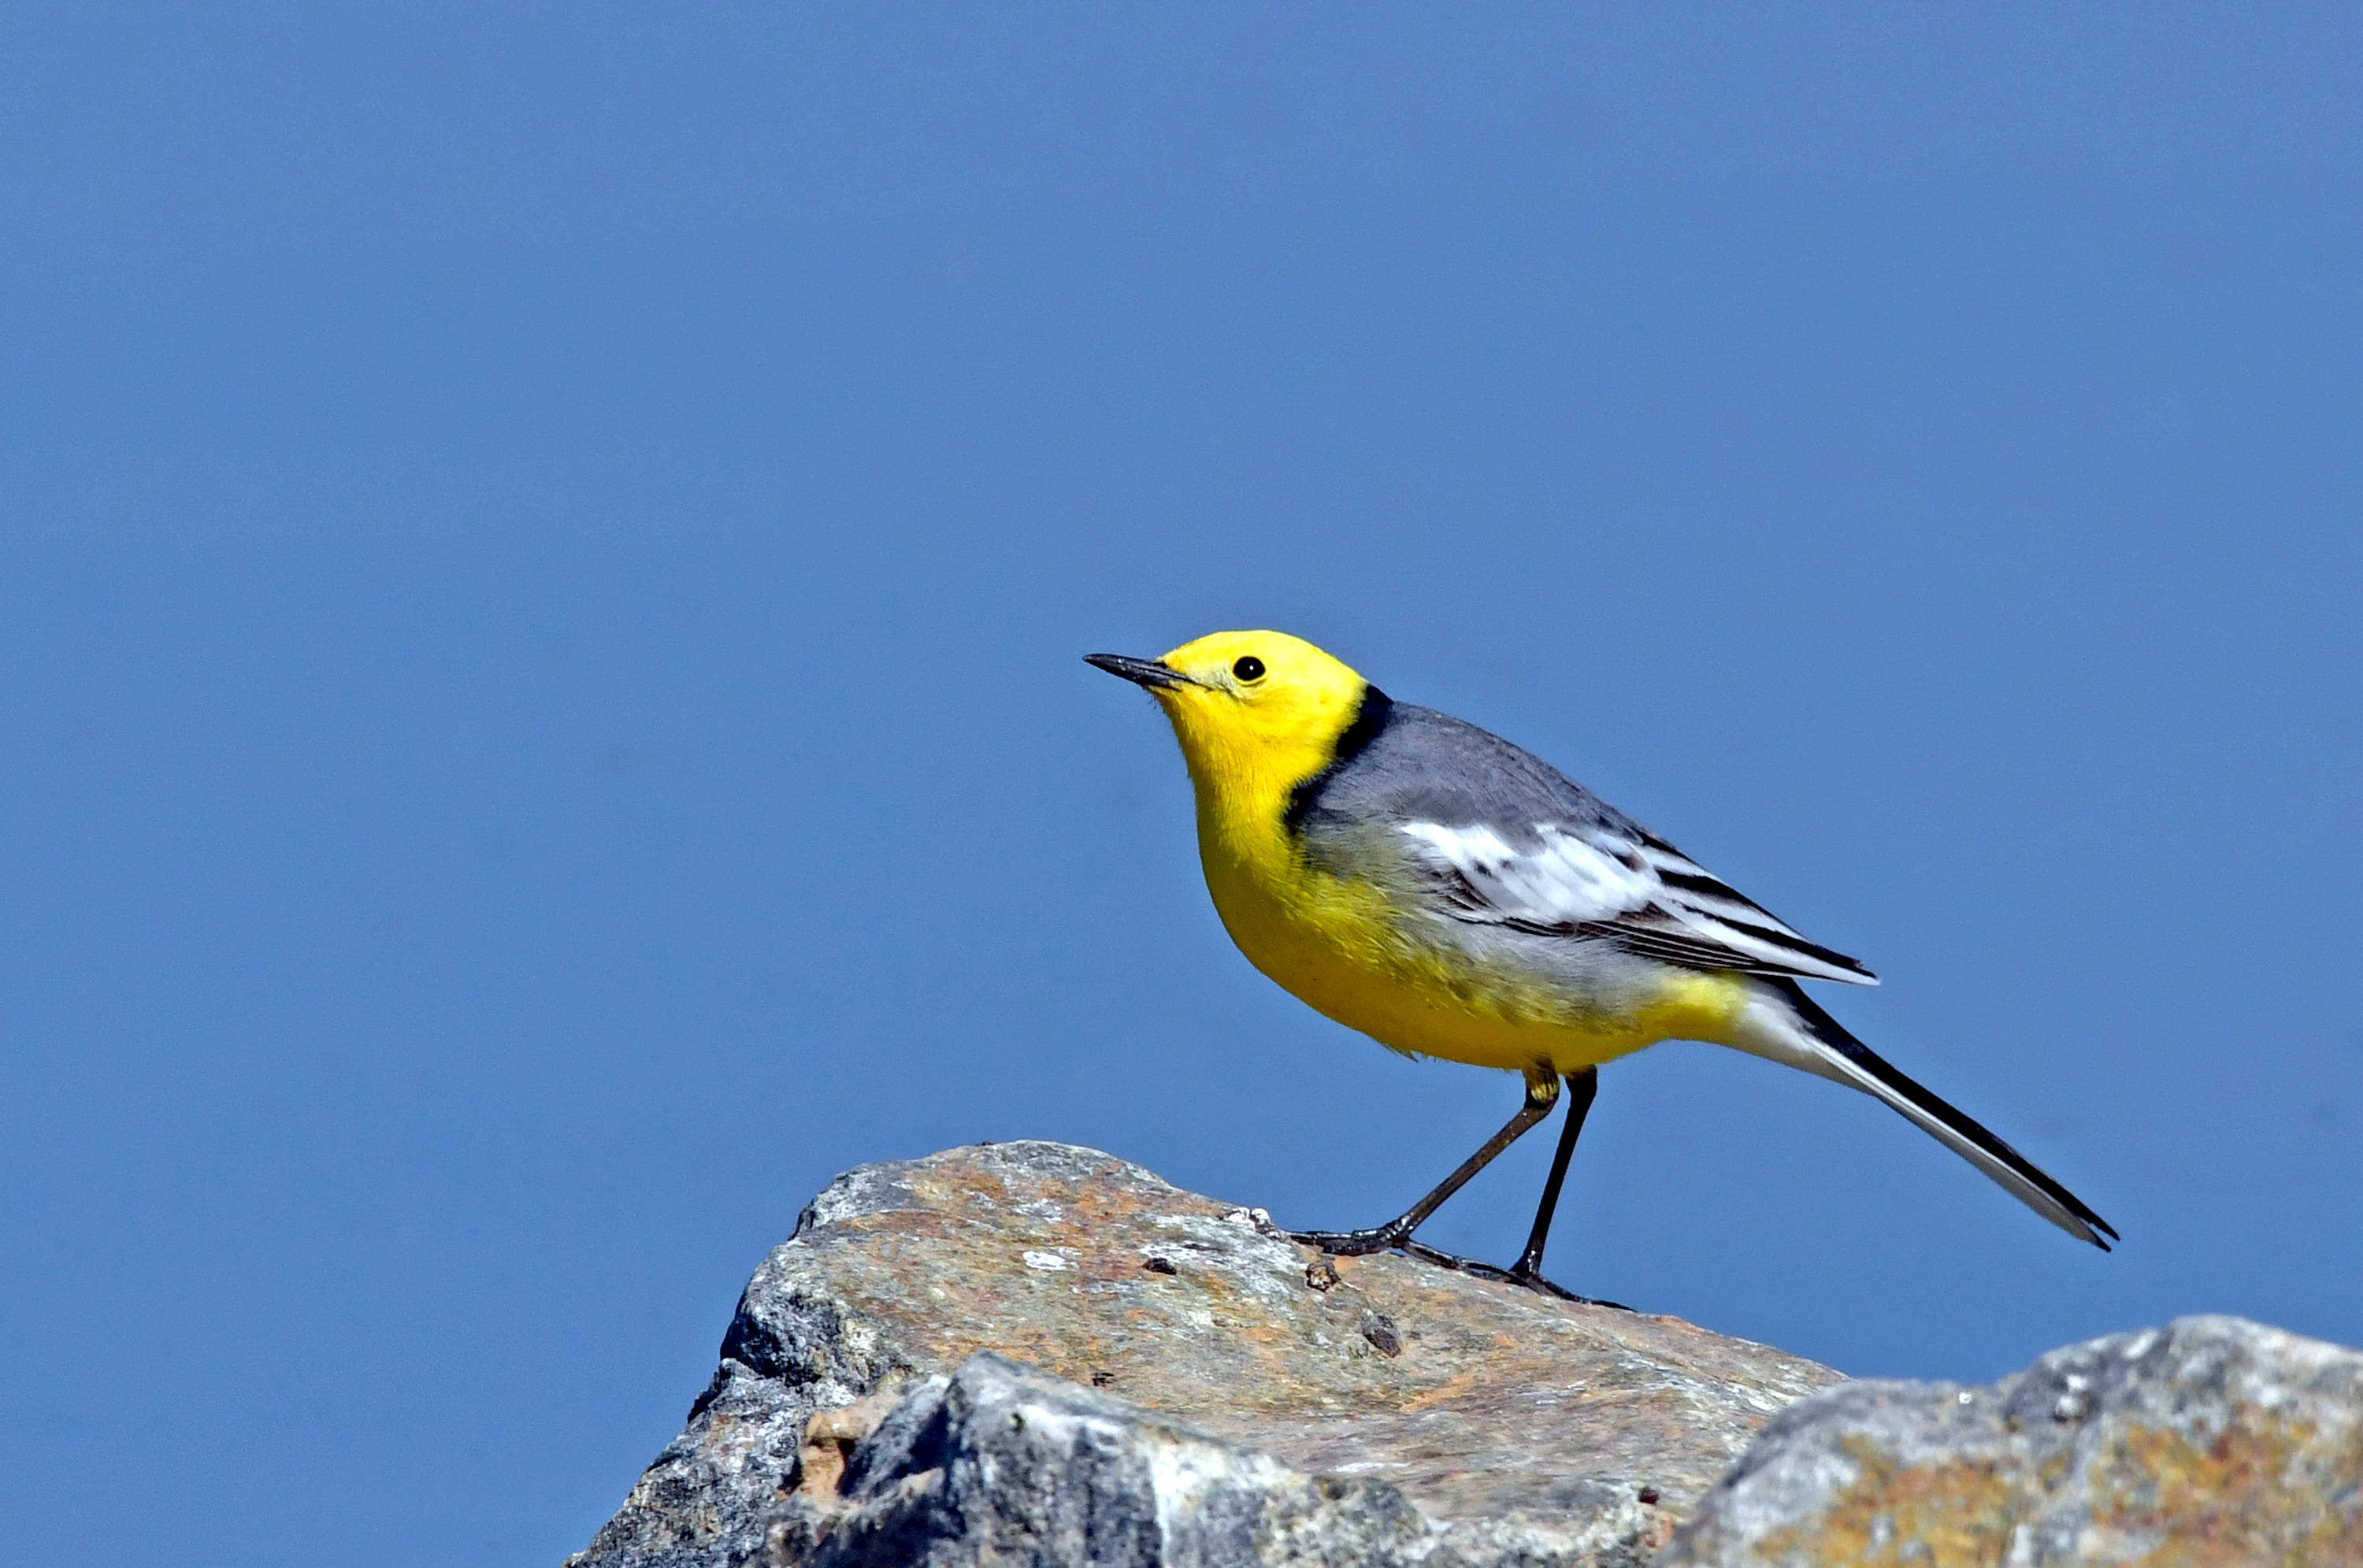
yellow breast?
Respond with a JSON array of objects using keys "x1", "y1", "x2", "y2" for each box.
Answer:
[{"x1": 1193, "y1": 796, "x2": 1748, "y2": 1075}]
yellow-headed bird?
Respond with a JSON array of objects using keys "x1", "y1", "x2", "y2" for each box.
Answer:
[{"x1": 1087, "y1": 630, "x2": 2113, "y2": 1301}]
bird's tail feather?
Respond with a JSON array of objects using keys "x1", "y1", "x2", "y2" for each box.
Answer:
[{"x1": 1742, "y1": 978, "x2": 2118, "y2": 1250}]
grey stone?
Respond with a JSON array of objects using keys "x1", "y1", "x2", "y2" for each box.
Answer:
[
  {"x1": 571, "y1": 1146, "x2": 2363, "y2": 1566},
  {"x1": 767, "y1": 1351, "x2": 1598, "y2": 1567},
  {"x1": 1660, "y1": 1314, "x2": 2363, "y2": 1566}
]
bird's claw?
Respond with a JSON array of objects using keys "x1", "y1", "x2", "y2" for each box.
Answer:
[
  {"x1": 1401, "y1": 1239, "x2": 1630, "y2": 1309},
  {"x1": 1281, "y1": 1225, "x2": 1411, "y2": 1257},
  {"x1": 1284, "y1": 1232, "x2": 1630, "y2": 1310}
]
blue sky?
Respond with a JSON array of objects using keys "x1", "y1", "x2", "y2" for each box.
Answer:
[{"x1": 4, "y1": 6, "x2": 2360, "y2": 1563}]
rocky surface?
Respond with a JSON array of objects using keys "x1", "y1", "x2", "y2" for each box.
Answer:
[
  {"x1": 569, "y1": 1142, "x2": 2363, "y2": 1566},
  {"x1": 766, "y1": 1351, "x2": 1609, "y2": 1566},
  {"x1": 1660, "y1": 1314, "x2": 2363, "y2": 1566},
  {"x1": 569, "y1": 1140, "x2": 1842, "y2": 1567}
]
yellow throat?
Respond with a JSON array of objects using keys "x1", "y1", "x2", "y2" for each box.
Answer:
[{"x1": 1144, "y1": 630, "x2": 1368, "y2": 873}]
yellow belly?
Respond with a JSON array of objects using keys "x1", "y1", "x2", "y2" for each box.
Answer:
[{"x1": 1203, "y1": 848, "x2": 1749, "y2": 1074}]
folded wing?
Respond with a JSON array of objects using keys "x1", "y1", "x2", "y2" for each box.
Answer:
[{"x1": 1398, "y1": 817, "x2": 1878, "y2": 986}]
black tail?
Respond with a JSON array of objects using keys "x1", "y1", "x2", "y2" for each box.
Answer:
[{"x1": 1772, "y1": 979, "x2": 2119, "y2": 1250}]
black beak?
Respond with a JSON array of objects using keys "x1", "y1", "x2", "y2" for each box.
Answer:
[{"x1": 1085, "y1": 653, "x2": 1193, "y2": 691}]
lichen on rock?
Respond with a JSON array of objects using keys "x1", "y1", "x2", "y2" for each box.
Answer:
[{"x1": 1658, "y1": 1315, "x2": 2363, "y2": 1566}]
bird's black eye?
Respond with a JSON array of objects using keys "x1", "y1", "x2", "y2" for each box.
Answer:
[{"x1": 1232, "y1": 655, "x2": 1266, "y2": 682}]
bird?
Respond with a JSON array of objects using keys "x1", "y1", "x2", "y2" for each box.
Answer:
[{"x1": 1085, "y1": 630, "x2": 2114, "y2": 1300}]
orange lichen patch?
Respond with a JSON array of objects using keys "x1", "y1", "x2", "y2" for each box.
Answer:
[
  {"x1": 1749, "y1": 1414, "x2": 2363, "y2": 1568},
  {"x1": 1753, "y1": 1437, "x2": 2021, "y2": 1567},
  {"x1": 2079, "y1": 1418, "x2": 2363, "y2": 1566},
  {"x1": 1634, "y1": 1504, "x2": 1682, "y2": 1555},
  {"x1": 796, "y1": 1382, "x2": 914, "y2": 1502},
  {"x1": 1398, "y1": 1371, "x2": 1485, "y2": 1414}
]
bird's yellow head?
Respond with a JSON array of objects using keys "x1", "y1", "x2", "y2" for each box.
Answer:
[{"x1": 1085, "y1": 631, "x2": 1377, "y2": 836}]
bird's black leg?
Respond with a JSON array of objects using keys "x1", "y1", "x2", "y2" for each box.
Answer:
[
  {"x1": 1504, "y1": 1066, "x2": 1603, "y2": 1299},
  {"x1": 1292, "y1": 1065, "x2": 1627, "y2": 1310},
  {"x1": 1406, "y1": 1067, "x2": 1623, "y2": 1307},
  {"x1": 1286, "y1": 1068, "x2": 1559, "y2": 1258}
]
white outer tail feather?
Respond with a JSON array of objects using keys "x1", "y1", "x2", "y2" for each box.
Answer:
[{"x1": 1731, "y1": 986, "x2": 2111, "y2": 1247}]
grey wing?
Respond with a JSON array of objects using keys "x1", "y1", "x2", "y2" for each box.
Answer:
[{"x1": 1300, "y1": 705, "x2": 1878, "y2": 987}]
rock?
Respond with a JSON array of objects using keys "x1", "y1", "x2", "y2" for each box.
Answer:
[
  {"x1": 766, "y1": 1351, "x2": 1592, "y2": 1566},
  {"x1": 1660, "y1": 1314, "x2": 2363, "y2": 1566},
  {"x1": 569, "y1": 1140, "x2": 1842, "y2": 1568},
  {"x1": 569, "y1": 1143, "x2": 2363, "y2": 1565}
]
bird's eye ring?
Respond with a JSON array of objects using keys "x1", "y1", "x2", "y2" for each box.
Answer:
[{"x1": 1232, "y1": 656, "x2": 1266, "y2": 683}]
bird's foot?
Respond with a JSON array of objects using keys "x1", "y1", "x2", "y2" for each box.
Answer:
[
  {"x1": 1400, "y1": 1238, "x2": 1631, "y2": 1310},
  {"x1": 1285, "y1": 1225, "x2": 1630, "y2": 1310},
  {"x1": 1282, "y1": 1224, "x2": 1411, "y2": 1258}
]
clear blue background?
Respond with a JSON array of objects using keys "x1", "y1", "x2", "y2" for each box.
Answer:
[{"x1": 5, "y1": 6, "x2": 2359, "y2": 1563}]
